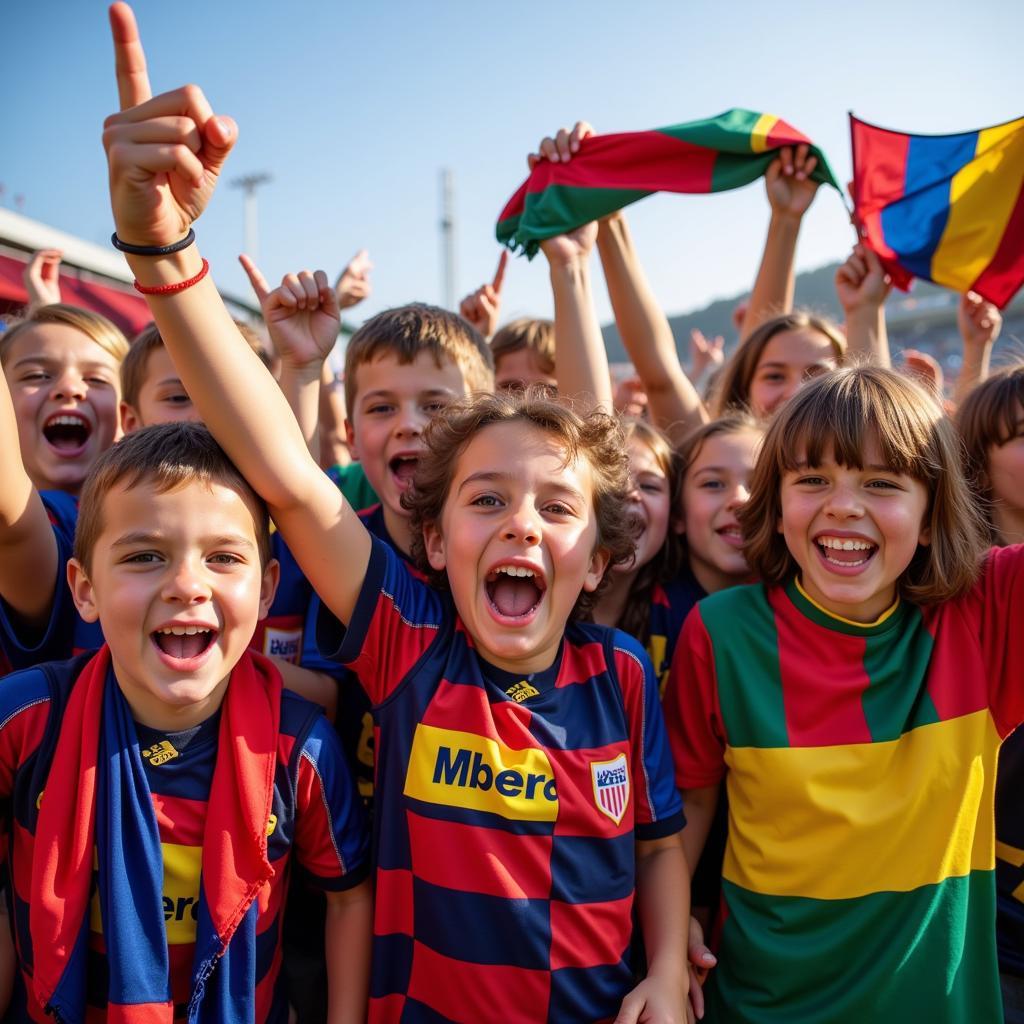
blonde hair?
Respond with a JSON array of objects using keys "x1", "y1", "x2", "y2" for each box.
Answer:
[
  {"x1": 344, "y1": 303, "x2": 494, "y2": 412},
  {"x1": 739, "y1": 366, "x2": 989, "y2": 604},
  {"x1": 490, "y1": 318, "x2": 556, "y2": 377},
  {"x1": 404, "y1": 388, "x2": 634, "y2": 617},
  {"x1": 1, "y1": 303, "x2": 129, "y2": 367},
  {"x1": 710, "y1": 312, "x2": 846, "y2": 418}
]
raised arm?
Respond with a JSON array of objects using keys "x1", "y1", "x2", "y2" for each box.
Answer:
[
  {"x1": 0, "y1": 368, "x2": 59, "y2": 627},
  {"x1": 23, "y1": 250, "x2": 64, "y2": 314},
  {"x1": 103, "y1": 2, "x2": 369, "y2": 627},
  {"x1": 835, "y1": 244, "x2": 892, "y2": 367},
  {"x1": 953, "y1": 290, "x2": 1002, "y2": 406},
  {"x1": 740, "y1": 145, "x2": 820, "y2": 341},
  {"x1": 458, "y1": 251, "x2": 507, "y2": 340}
]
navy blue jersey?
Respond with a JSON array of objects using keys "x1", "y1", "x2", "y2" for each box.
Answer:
[
  {"x1": 997, "y1": 727, "x2": 1024, "y2": 977},
  {"x1": 647, "y1": 566, "x2": 706, "y2": 697},
  {"x1": 318, "y1": 537, "x2": 684, "y2": 1023}
]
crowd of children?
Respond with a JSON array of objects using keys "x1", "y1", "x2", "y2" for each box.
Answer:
[{"x1": 0, "y1": 3, "x2": 1020, "y2": 1022}]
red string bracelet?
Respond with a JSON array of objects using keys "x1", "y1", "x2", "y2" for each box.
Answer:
[{"x1": 134, "y1": 258, "x2": 210, "y2": 295}]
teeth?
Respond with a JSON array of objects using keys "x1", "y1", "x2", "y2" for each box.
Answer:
[
  {"x1": 48, "y1": 415, "x2": 87, "y2": 427},
  {"x1": 496, "y1": 565, "x2": 536, "y2": 578},
  {"x1": 157, "y1": 625, "x2": 211, "y2": 636},
  {"x1": 818, "y1": 537, "x2": 873, "y2": 551}
]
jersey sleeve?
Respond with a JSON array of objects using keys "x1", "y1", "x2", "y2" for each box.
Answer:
[
  {"x1": 316, "y1": 535, "x2": 445, "y2": 705},
  {"x1": 973, "y1": 544, "x2": 1024, "y2": 736},
  {"x1": 0, "y1": 492, "x2": 78, "y2": 671},
  {"x1": 662, "y1": 605, "x2": 728, "y2": 790},
  {"x1": 292, "y1": 713, "x2": 370, "y2": 891},
  {"x1": 611, "y1": 630, "x2": 684, "y2": 841}
]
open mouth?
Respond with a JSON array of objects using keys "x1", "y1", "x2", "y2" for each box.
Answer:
[
  {"x1": 388, "y1": 454, "x2": 419, "y2": 486},
  {"x1": 717, "y1": 524, "x2": 744, "y2": 548},
  {"x1": 151, "y1": 625, "x2": 217, "y2": 663},
  {"x1": 815, "y1": 535, "x2": 877, "y2": 569},
  {"x1": 43, "y1": 413, "x2": 91, "y2": 453},
  {"x1": 485, "y1": 564, "x2": 546, "y2": 620}
]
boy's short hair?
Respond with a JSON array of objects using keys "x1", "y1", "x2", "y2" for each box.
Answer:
[
  {"x1": 489, "y1": 318, "x2": 555, "y2": 376},
  {"x1": 404, "y1": 388, "x2": 635, "y2": 616},
  {"x1": 739, "y1": 366, "x2": 989, "y2": 605},
  {"x1": 74, "y1": 422, "x2": 272, "y2": 574},
  {"x1": 343, "y1": 303, "x2": 494, "y2": 413},
  {"x1": 122, "y1": 320, "x2": 271, "y2": 408},
  {"x1": 0, "y1": 303, "x2": 129, "y2": 367}
]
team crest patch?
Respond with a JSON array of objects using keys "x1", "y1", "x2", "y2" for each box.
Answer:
[
  {"x1": 505, "y1": 680, "x2": 540, "y2": 703},
  {"x1": 263, "y1": 626, "x2": 303, "y2": 664},
  {"x1": 142, "y1": 740, "x2": 179, "y2": 766},
  {"x1": 591, "y1": 754, "x2": 630, "y2": 825}
]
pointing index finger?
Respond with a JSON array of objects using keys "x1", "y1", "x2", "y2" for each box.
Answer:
[
  {"x1": 110, "y1": 3, "x2": 152, "y2": 110},
  {"x1": 492, "y1": 250, "x2": 508, "y2": 292},
  {"x1": 239, "y1": 254, "x2": 270, "y2": 303}
]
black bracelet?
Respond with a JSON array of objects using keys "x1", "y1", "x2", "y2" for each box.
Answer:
[{"x1": 111, "y1": 228, "x2": 196, "y2": 256}]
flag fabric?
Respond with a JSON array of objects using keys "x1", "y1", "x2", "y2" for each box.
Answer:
[
  {"x1": 850, "y1": 113, "x2": 1024, "y2": 308},
  {"x1": 496, "y1": 109, "x2": 841, "y2": 257}
]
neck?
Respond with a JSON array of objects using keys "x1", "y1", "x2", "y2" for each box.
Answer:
[
  {"x1": 382, "y1": 504, "x2": 415, "y2": 556},
  {"x1": 592, "y1": 567, "x2": 639, "y2": 628},
  {"x1": 688, "y1": 554, "x2": 744, "y2": 596},
  {"x1": 992, "y1": 504, "x2": 1024, "y2": 547}
]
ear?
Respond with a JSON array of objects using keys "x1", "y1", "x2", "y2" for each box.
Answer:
[
  {"x1": 258, "y1": 558, "x2": 281, "y2": 619},
  {"x1": 582, "y1": 545, "x2": 611, "y2": 593},
  {"x1": 424, "y1": 521, "x2": 446, "y2": 572},
  {"x1": 344, "y1": 418, "x2": 361, "y2": 462},
  {"x1": 67, "y1": 558, "x2": 99, "y2": 623},
  {"x1": 120, "y1": 401, "x2": 142, "y2": 435}
]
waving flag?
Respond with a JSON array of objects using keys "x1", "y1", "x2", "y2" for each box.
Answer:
[
  {"x1": 496, "y1": 109, "x2": 840, "y2": 257},
  {"x1": 850, "y1": 113, "x2": 1024, "y2": 308}
]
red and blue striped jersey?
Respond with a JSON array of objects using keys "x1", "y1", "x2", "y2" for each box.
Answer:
[
  {"x1": 0, "y1": 660, "x2": 368, "y2": 1023},
  {"x1": 318, "y1": 537, "x2": 684, "y2": 1023}
]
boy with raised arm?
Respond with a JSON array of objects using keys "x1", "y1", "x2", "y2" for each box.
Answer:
[{"x1": 103, "y1": 5, "x2": 691, "y2": 1020}]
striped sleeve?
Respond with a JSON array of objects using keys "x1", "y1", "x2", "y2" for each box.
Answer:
[
  {"x1": 292, "y1": 714, "x2": 369, "y2": 891},
  {"x1": 316, "y1": 536, "x2": 445, "y2": 705},
  {"x1": 662, "y1": 606, "x2": 727, "y2": 789},
  {"x1": 612, "y1": 630, "x2": 684, "y2": 840}
]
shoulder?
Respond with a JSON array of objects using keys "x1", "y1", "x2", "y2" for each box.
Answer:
[
  {"x1": 0, "y1": 665, "x2": 54, "y2": 727},
  {"x1": 692, "y1": 581, "x2": 771, "y2": 633},
  {"x1": 567, "y1": 621, "x2": 655, "y2": 688}
]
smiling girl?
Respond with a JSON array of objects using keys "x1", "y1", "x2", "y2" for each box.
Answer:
[{"x1": 665, "y1": 366, "x2": 1023, "y2": 1022}]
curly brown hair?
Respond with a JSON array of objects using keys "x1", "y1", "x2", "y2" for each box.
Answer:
[
  {"x1": 403, "y1": 388, "x2": 636, "y2": 618},
  {"x1": 738, "y1": 366, "x2": 989, "y2": 605}
]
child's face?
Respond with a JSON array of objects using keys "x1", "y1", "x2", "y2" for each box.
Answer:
[
  {"x1": 4, "y1": 322, "x2": 121, "y2": 494},
  {"x1": 424, "y1": 420, "x2": 609, "y2": 674},
  {"x1": 614, "y1": 435, "x2": 674, "y2": 576},
  {"x1": 683, "y1": 429, "x2": 760, "y2": 593},
  {"x1": 121, "y1": 346, "x2": 199, "y2": 432},
  {"x1": 494, "y1": 349, "x2": 557, "y2": 393},
  {"x1": 987, "y1": 404, "x2": 1024, "y2": 530},
  {"x1": 346, "y1": 350, "x2": 466, "y2": 520},
  {"x1": 67, "y1": 477, "x2": 277, "y2": 731},
  {"x1": 779, "y1": 438, "x2": 930, "y2": 622},
  {"x1": 749, "y1": 329, "x2": 838, "y2": 419}
]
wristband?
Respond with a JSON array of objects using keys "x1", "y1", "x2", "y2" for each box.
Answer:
[
  {"x1": 112, "y1": 228, "x2": 196, "y2": 256},
  {"x1": 134, "y1": 259, "x2": 209, "y2": 295}
]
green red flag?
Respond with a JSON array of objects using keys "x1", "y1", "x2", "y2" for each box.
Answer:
[{"x1": 496, "y1": 109, "x2": 841, "y2": 257}]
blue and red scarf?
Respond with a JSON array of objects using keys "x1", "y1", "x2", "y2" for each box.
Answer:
[{"x1": 30, "y1": 646, "x2": 282, "y2": 1024}]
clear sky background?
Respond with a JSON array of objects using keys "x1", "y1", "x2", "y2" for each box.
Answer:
[{"x1": 3, "y1": 0, "x2": 1023, "y2": 330}]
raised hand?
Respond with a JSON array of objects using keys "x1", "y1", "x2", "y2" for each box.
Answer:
[
  {"x1": 336, "y1": 249, "x2": 373, "y2": 310},
  {"x1": 689, "y1": 329, "x2": 725, "y2": 380},
  {"x1": 764, "y1": 143, "x2": 820, "y2": 220},
  {"x1": 528, "y1": 121, "x2": 595, "y2": 169},
  {"x1": 834, "y1": 244, "x2": 891, "y2": 315},
  {"x1": 239, "y1": 254, "x2": 340, "y2": 369},
  {"x1": 102, "y1": 2, "x2": 237, "y2": 247},
  {"x1": 957, "y1": 290, "x2": 1002, "y2": 349},
  {"x1": 23, "y1": 249, "x2": 63, "y2": 311},
  {"x1": 458, "y1": 250, "x2": 507, "y2": 337}
]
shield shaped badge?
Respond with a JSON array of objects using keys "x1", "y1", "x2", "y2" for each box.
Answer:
[{"x1": 591, "y1": 753, "x2": 630, "y2": 825}]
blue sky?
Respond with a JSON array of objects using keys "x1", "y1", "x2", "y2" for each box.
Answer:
[{"x1": 4, "y1": 0, "x2": 1022, "y2": 327}]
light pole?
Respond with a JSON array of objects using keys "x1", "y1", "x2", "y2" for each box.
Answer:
[
  {"x1": 440, "y1": 168, "x2": 455, "y2": 309},
  {"x1": 230, "y1": 173, "x2": 272, "y2": 261}
]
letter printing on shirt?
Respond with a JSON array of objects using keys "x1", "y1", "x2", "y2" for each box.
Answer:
[
  {"x1": 317, "y1": 536, "x2": 684, "y2": 1024},
  {"x1": 0, "y1": 655, "x2": 368, "y2": 1023},
  {"x1": 663, "y1": 544, "x2": 1024, "y2": 1024}
]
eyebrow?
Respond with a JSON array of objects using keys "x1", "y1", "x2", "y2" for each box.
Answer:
[
  {"x1": 154, "y1": 376, "x2": 187, "y2": 390},
  {"x1": 361, "y1": 388, "x2": 457, "y2": 401},
  {"x1": 12, "y1": 354, "x2": 113, "y2": 372},
  {"x1": 790, "y1": 461, "x2": 901, "y2": 473},
  {"x1": 457, "y1": 471, "x2": 586, "y2": 504},
  {"x1": 111, "y1": 531, "x2": 256, "y2": 550}
]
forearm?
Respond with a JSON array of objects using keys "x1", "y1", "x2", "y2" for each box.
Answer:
[
  {"x1": 597, "y1": 214, "x2": 707, "y2": 440},
  {"x1": 680, "y1": 785, "x2": 719, "y2": 874},
  {"x1": 127, "y1": 247, "x2": 320, "y2": 510},
  {"x1": 741, "y1": 213, "x2": 800, "y2": 341},
  {"x1": 954, "y1": 343, "x2": 993, "y2": 406},
  {"x1": 635, "y1": 835, "x2": 690, "y2": 984},
  {"x1": 844, "y1": 306, "x2": 891, "y2": 369},
  {"x1": 277, "y1": 361, "x2": 323, "y2": 461},
  {"x1": 549, "y1": 257, "x2": 614, "y2": 414},
  {"x1": 324, "y1": 881, "x2": 373, "y2": 1024}
]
